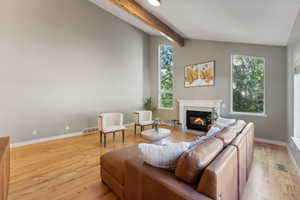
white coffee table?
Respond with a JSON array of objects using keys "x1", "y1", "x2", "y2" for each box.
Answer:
[{"x1": 141, "y1": 128, "x2": 171, "y2": 142}]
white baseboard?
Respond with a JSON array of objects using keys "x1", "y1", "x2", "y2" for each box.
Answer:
[
  {"x1": 11, "y1": 124, "x2": 135, "y2": 148},
  {"x1": 255, "y1": 137, "x2": 287, "y2": 146},
  {"x1": 11, "y1": 132, "x2": 83, "y2": 148},
  {"x1": 287, "y1": 146, "x2": 300, "y2": 178}
]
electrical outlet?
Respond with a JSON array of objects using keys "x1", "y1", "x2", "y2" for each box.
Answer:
[
  {"x1": 65, "y1": 125, "x2": 70, "y2": 131},
  {"x1": 32, "y1": 130, "x2": 37, "y2": 135}
]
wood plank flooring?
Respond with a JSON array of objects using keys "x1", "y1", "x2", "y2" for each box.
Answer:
[{"x1": 8, "y1": 126, "x2": 300, "y2": 200}]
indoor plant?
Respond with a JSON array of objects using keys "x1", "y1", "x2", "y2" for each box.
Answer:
[{"x1": 144, "y1": 97, "x2": 156, "y2": 112}]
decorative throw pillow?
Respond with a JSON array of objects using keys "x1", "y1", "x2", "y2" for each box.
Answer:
[{"x1": 138, "y1": 142, "x2": 191, "y2": 169}]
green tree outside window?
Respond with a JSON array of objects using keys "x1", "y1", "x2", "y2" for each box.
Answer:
[
  {"x1": 232, "y1": 55, "x2": 265, "y2": 114},
  {"x1": 159, "y1": 45, "x2": 174, "y2": 109}
]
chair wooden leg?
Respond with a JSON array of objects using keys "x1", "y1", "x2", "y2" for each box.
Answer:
[
  {"x1": 99, "y1": 131, "x2": 102, "y2": 144},
  {"x1": 113, "y1": 132, "x2": 115, "y2": 142},
  {"x1": 104, "y1": 133, "x2": 107, "y2": 148},
  {"x1": 141, "y1": 125, "x2": 144, "y2": 132},
  {"x1": 134, "y1": 124, "x2": 137, "y2": 135},
  {"x1": 122, "y1": 130, "x2": 125, "y2": 144}
]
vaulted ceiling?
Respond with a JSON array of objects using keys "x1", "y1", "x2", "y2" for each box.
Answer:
[{"x1": 90, "y1": 0, "x2": 300, "y2": 46}]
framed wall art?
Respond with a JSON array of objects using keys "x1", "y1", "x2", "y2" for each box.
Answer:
[{"x1": 184, "y1": 61, "x2": 215, "y2": 87}]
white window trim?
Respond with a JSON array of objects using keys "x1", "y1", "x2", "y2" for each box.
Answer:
[
  {"x1": 158, "y1": 44, "x2": 174, "y2": 110},
  {"x1": 230, "y1": 54, "x2": 267, "y2": 117},
  {"x1": 229, "y1": 111, "x2": 267, "y2": 117}
]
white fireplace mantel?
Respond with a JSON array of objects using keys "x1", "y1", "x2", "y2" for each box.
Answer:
[{"x1": 178, "y1": 99, "x2": 223, "y2": 131}]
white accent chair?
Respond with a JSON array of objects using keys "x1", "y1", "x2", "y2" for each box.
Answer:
[
  {"x1": 98, "y1": 113, "x2": 126, "y2": 147},
  {"x1": 133, "y1": 111, "x2": 154, "y2": 135}
]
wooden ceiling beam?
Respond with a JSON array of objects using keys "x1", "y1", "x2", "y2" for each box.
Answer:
[{"x1": 109, "y1": 0, "x2": 185, "y2": 47}]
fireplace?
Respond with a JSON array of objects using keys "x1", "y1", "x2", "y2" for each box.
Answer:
[
  {"x1": 186, "y1": 110, "x2": 211, "y2": 132},
  {"x1": 178, "y1": 99, "x2": 222, "y2": 134}
]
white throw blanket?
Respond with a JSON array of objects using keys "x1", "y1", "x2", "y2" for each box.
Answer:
[
  {"x1": 138, "y1": 121, "x2": 237, "y2": 169},
  {"x1": 138, "y1": 126, "x2": 222, "y2": 169},
  {"x1": 206, "y1": 126, "x2": 221, "y2": 137},
  {"x1": 215, "y1": 117, "x2": 236, "y2": 129},
  {"x1": 138, "y1": 142, "x2": 191, "y2": 169}
]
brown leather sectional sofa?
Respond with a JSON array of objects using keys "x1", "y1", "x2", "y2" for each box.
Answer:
[{"x1": 100, "y1": 122, "x2": 254, "y2": 200}]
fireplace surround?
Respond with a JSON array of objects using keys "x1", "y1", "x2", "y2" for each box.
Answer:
[{"x1": 178, "y1": 99, "x2": 223, "y2": 133}]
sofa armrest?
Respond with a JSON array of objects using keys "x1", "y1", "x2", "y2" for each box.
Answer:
[{"x1": 124, "y1": 158, "x2": 212, "y2": 200}]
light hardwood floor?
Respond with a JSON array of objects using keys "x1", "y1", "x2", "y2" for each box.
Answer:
[{"x1": 8, "y1": 126, "x2": 300, "y2": 200}]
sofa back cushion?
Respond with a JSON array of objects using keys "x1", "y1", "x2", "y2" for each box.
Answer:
[
  {"x1": 175, "y1": 137, "x2": 224, "y2": 184},
  {"x1": 215, "y1": 120, "x2": 246, "y2": 145},
  {"x1": 197, "y1": 146, "x2": 239, "y2": 200}
]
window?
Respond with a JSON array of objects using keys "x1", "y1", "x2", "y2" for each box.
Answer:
[
  {"x1": 231, "y1": 55, "x2": 265, "y2": 115},
  {"x1": 294, "y1": 65, "x2": 300, "y2": 138},
  {"x1": 158, "y1": 45, "x2": 174, "y2": 109}
]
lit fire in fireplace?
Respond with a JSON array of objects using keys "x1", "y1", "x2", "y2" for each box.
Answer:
[
  {"x1": 192, "y1": 117, "x2": 206, "y2": 126},
  {"x1": 186, "y1": 110, "x2": 211, "y2": 132}
]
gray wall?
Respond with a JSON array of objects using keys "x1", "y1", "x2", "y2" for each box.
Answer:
[
  {"x1": 287, "y1": 10, "x2": 300, "y2": 170},
  {"x1": 0, "y1": 0, "x2": 149, "y2": 143},
  {"x1": 149, "y1": 36, "x2": 287, "y2": 142}
]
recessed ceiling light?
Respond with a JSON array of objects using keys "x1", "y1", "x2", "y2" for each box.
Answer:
[{"x1": 148, "y1": 0, "x2": 160, "y2": 7}]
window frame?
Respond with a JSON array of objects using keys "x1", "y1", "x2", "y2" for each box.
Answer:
[
  {"x1": 294, "y1": 67, "x2": 300, "y2": 138},
  {"x1": 158, "y1": 44, "x2": 174, "y2": 110},
  {"x1": 230, "y1": 54, "x2": 267, "y2": 117}
]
